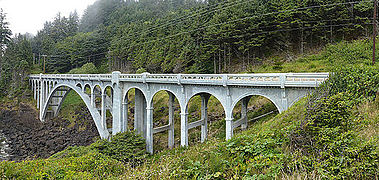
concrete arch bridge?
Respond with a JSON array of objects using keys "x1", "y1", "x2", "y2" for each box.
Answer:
[{"x1": 29, "y1": 72, "x2": 328, "y2": 153}]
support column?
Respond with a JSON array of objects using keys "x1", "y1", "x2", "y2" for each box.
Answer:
[
  {"x1": 200, "y1": 94, "x2": 210, "y2": 143},
  {"x1": 101, "y1": 91, "x2": 107, "y2": 131},
  {"x1": 122, "y1": 97, "x2": 129, "y2": 132},
  {"x1": 135, "y1": 90, "x2": 146, "y2": 138},
  {"x1": 281, "y1": 89, "x2": 288, "y2": 113},
  {"x1": 146, "y1": 104, "x2": 154, "y2": 154},
  {"x1": 168, "y1": 92, "x2": 175, "y2": 148},
  {"x1": 225, "y1": 105, "x2": 234, "y2": 140},
  {"x1": 241, "y1": 97, "x2": 250, "y2": 130},
  {"x1": 39, "y1": 80, "x2": 45, "y2": 120},
  {"x1": 180, "y1": 109, "x2": 189, "y2": 147},
  {"x1": 90, "y1": 87, "x2": 95, "y2": 107},
  {"x1": 112, "y1": 85, "x2": 122, "y2": 135},
  {"x1": 48, "y1": 81, "x2": 52, "y2": 96},
  {"x1": 225, "y1": 117, "x2": 233, "y2": 140},
  {"x1": 36, "y1": 81, "x2": 40, "y2": 108},
  {"x1": 33, "y1": 81, "x2": 36, "y2": 100},
  {"x1": 44, "y1": 81, "x2": 48, "y2": 101}
]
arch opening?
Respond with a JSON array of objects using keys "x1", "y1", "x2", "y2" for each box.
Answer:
[
  {"x1": 42, "y1": 84, "x2": 101, "y2": 139},
  {"x1": 186, "y1": 93, "x2": 225, "y2": 145},
  {"x1": 93, "y1": 85, "x2": 102, "y2": 113},
  {"x1": 123, "y1": 88, "x2": 147, "y2": 138},
  {"x1": 103, "y1": 86, "x2": 114, "y2": 134},
  {"x1": 231, "y1": 95, "x2": 279, "y2": 133},
  {"x1": 150, "y1": 90, "x2": 181, "y2": 152}
]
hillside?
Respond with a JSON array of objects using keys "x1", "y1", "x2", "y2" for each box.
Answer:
[{"x1": 0, "y1": 39, "x2": 378, "y2": 179}]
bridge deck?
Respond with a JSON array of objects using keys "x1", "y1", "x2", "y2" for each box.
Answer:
[{"x1": 30, "y1": 73, "x2": 329, "y2": 88}]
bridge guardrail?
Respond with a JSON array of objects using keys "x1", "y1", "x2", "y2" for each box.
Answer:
[{"x1": 29, "y1": 72, "x2": 329, "y2": 88}]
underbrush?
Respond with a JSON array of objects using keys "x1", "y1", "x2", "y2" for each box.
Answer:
[{"x1": 0, "y1": 131, "x2": 146, "y2": 179}]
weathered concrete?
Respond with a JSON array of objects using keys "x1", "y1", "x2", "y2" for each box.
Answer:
[{"x1": 30, "y1": 72, "x2": 329, "y2": 154}]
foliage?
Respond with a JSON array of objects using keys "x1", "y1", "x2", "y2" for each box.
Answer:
[
  {"x1": 0, "y1": 8, "x2": 12, "y2": 54},
  {"x1": 0, "y1": 147, "x2": 127, "y2": 179},
  {"x1": 91, "y1": 131, "x2": 147, "y2": 167},
  {"x1": 0, "y1": 34, "x2": 32, "y2": 98},
  {"x1": 0, "y1": 132, "x2": 148, "y2": 179},
  {"x1": 289, "y1": 65, "x2": 379, "y2": 179},
  {"x1": 68, "y1": 63, "x2": 99, "y2": 74},
  {"x1": 21, "y1": 0, "x2": 375, "y2": 74}
]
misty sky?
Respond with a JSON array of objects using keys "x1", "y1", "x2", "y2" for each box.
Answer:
[{"x1": 0, "y1": 0, "x2": 97, "y2": 35}]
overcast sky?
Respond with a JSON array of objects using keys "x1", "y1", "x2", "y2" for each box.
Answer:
[{"x1": 0, "y1": 0, "x2": 97, "y2": 36}]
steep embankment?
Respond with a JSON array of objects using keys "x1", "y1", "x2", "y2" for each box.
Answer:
[{"x1": 0, "y1": 101, "x2": 99, "y2": 161}]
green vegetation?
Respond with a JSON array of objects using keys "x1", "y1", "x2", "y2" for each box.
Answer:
[
  {"x1": 0, "y1": 132, "x2": 145, "y2": 179},
  {"x1": 1, "y1": 39, "x2": 378, "y2": 179},
  {"x1": 22, "y1": 0, "x2": 375, "y2": 74},
  {"x1": 251, "y1": 39, "x2": 379, "y2": 73},
  {"x1": 0, "y1": 0, "x2": 378, "y2": 179}
]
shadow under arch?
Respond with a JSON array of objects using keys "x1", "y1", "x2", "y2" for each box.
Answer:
[
  {"x1": 149, "y1": 89, "x2": 181, "y2": 151},
  {"x1": 185, "y1": 92, "x2": 226, "y2": 144},
  {"x1": 185, "y1": 91, "x2": 228, "y2": 114},
  {"x1": 123, "y1": 87, "x2": 148, "y2": 137},
  {"x1": 231, "y1": 92, "x2": 282, "y2": 114},
  {"x1": 41, "y1": 83, "x2": 110, "y2": 139}
]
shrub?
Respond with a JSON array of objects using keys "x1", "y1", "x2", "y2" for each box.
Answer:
[
  {"x1": 91, "y1": 131, "x2": 147, "y2": 167},
  {"x1": 289, "y1": 65, "x2": 379, "y2": 178}
]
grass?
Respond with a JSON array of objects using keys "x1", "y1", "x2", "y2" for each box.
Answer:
[{"x1": 249, "y1": 39, "x2": 379, "y2": 73}]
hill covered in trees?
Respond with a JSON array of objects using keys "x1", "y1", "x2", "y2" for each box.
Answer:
[{"x1": 18, "y1": 0, "x2": 378, "y2": 75}]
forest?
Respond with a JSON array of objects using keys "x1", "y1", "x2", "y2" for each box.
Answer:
[{"x1": 0, "y1": 0, "x2": 375, "y2": 86}]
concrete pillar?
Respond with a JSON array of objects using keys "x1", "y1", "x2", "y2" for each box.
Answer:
[
  {"x1": 180, "y1": 109, "x2": 189, "y2": 147},
  {"x1": 135, "y1": 90, "x2": 146, "y2": 138},
  {"x1": 44, "y1": 81, "x2": 48, "y2": 101},
  {"x1": 33, "y1": 81, "x2": 36, "y2": 100},
  {"x1": 146, "y1": 104, "x2": 154, "y2": 154},
  {"x1": 200, "y1": 94, "x2": 210, "y2": 143},
  {"x1": 281, "y1": 89, "x2": 288, "y2": 113},
  {"x1": 90, "y1": 87, "x2": 95, "y2": 107},
  {"x1": 112, "y1": 85, "x2": 122, "y2": 135},
  {"x1": 48, "y1": 81, "x2": 52, "y2": 96},
  {"x1": 168, "y1": 92, "x2": 175, "y2": 148},
  {"x1": 39, "y1": 81, "x2": 45, "y2": 120},
  {"x1": 241, "y1": 97, "x2": 250, "y2": 130},
  {"x1": 32, "y1": 81, "x2": 35, "y2": 100},
  {"x1": 36, "y1": 81, "x2": 40, "y2": 108},
  {"x1": 225, "y1": 106, "x2": 234, "y2": 140},
  {"x1": 101, "y1": 91, "x2": 107, "y2": 131},
  {"x1": 225, "y1": 117, "x2": 233, "y2": 140},
  {"x1": 122, "y1": 99, "x2": 129, "y2": 132}
]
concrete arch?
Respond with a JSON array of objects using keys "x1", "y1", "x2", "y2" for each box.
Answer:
[
  {"x1": 83, "y1": 83, "x2": 92, "y2": 89},
  {"x1": 75, "y1": 82, "x2": 83, "y2": 91},
  {"x1": 103, "y1": 85, "x2": 114, "y2": 95},
  {"x1": 123, "y1": 86, "x2": 148, "y2": 104},
  {"x1": 92, "y1": 84, "x2": 102, "y2": 95},
  {"x1": 148, "y1": 88, "x2": 183, "y2": 110},
  {"x1": 185, "y1": 91, "x2": 227, "y2": 115},
  {"x1": 41, "y1": 83, "x2": 110, "y2": 139},
  {"x1": 231, "y1": 93, "x2": 282, "y2": 114},
  {"x1": 83, "y1": 84, "x2": 92, "y2": 98}
]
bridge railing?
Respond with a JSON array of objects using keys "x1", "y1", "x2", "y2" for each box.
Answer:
[{"x1": 30, "y1": 72, "x2": 329, "y2": 88}]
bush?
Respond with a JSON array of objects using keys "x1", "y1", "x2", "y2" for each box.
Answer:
[
  {"x1": 289, "y1": 65, "x2": 379, "y2": 178},
  {"x1": 0, "y1": 149, "x2": 126, "y2": 179},
  {"x1": 91, "y1": 131, "x2": 147, "y2": 167}
]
